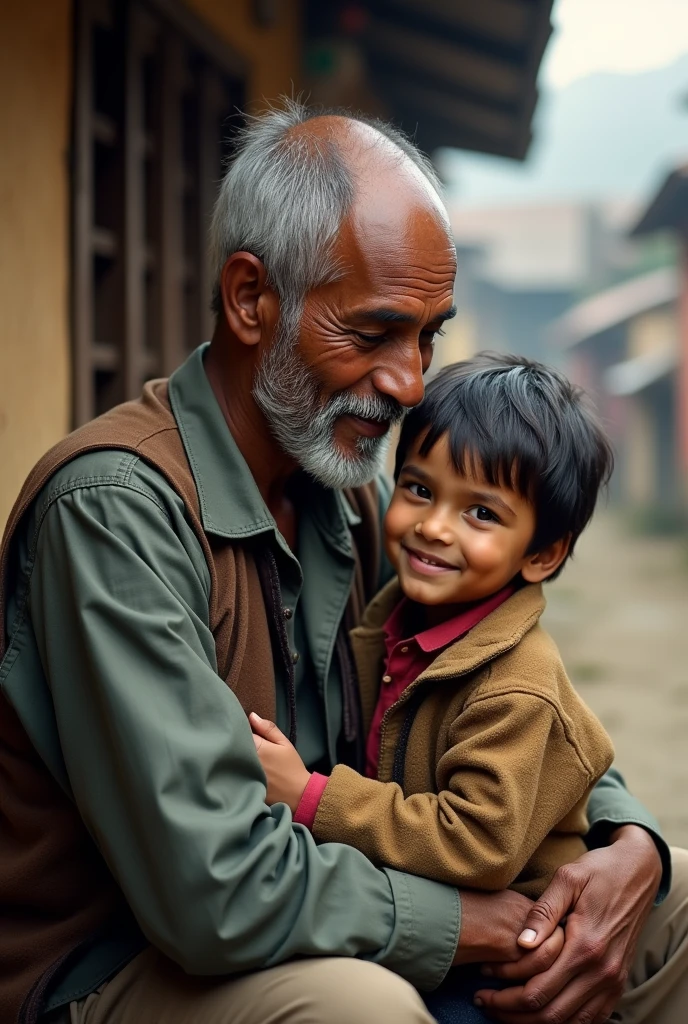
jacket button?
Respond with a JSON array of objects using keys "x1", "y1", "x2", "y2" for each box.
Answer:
[
  {"x1": 283, "y1": 608, "x2": 293, "y2": 620},
  {"x1": 382, "y1": 674, "x2": 392, "y2": 683},
  {"x1": 292, "y1": 651, "x2": 300, "y2": 665},
  {"x1": 400, "y1": 646, "x2": 409, "y2": 653}
]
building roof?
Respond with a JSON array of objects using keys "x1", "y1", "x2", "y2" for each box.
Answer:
[
  {"x1": 450, "y1": 202, "x2": 597, "y2": 291},
  {"x1": 305, "y1": 0, "x2": 554, "y2": 160},
  {"x1": 631, "y1": 163, "x2": 688, "y2": 236},
  {"x1": 604, "y1": 347, "x2": 677, "y2": 396},
  {"x1": 547, "y1": 267, "x2": 679, "y2": 350}
]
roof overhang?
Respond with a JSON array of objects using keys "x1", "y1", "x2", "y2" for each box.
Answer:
[
  {"x1": 304, "y1": 0, "x2": 554, "y2": 160},
  {"x1": 630, "y1": 164, "x2": 688, "y2": 237},
  {"x1": 547, "y1": 267, "x2": 679, "y2": 350}
]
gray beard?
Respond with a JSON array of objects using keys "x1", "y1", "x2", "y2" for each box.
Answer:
[{"x1": 253, "y1": 315, "x2": 405, "y2": 490}]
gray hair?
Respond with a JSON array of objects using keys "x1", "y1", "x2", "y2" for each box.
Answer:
[{"x1": 209, "y1": 98, "x2": 444, "y2": 318}]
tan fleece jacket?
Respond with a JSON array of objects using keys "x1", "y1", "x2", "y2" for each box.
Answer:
[{"x1": 312, "y1": 581, "x2": 614, "y2": 898}]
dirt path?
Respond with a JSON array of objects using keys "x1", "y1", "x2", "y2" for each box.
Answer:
[{"x1": 543, "y1": 512, "x2": 688, "y2": 848}]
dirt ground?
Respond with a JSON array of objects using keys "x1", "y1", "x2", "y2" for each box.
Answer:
[{"x1": 543, "y1": 511, "x2": 688, "y2": 848}]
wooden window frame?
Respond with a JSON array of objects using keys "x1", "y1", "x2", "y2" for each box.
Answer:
[{"x1": 71, "y1": 0, "x2": 246, "y2": 425}]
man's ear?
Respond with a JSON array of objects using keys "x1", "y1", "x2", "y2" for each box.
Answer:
[
  {"x1": 520, "y1": 534, "x2": 571, "y2": 584},
  {"x1": 219, "y1": 252, "x2": 279, "y2": 348}
]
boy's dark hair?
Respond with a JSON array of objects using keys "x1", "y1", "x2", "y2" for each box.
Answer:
[{"x1": 394, "y1": 352, "x2": 614, "y2": 580}]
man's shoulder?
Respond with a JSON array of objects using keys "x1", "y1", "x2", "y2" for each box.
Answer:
[
  {"x1": 24, "y1": 450, "x2": 191, "y2": 549},
  {"x1": 34, "y1": 449, "x2": 183, "y2": 513}
]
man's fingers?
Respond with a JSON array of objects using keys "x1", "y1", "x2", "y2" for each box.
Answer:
[
  {"x1": 584, "y1": 990, "x2": 621, "y2": 1024},
  {"x1": 249, "y1": 712, "x2": 285, "y2": 744},
  {"x1": 475, "y1": 967, "x2": 611, "y2": 1023},
  {"x1": 518, "y1": 865, "x2": 582, "y2": 949},
  {"x1": 485, "y1": 926, "x2": 565, "y2": 981}
]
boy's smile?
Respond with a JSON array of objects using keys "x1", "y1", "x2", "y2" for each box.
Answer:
[
  {"x1": 403, "y1": 545, "x2": 462, "y2": 575},
  {"x1": 385, "y1": 433, "x2": 542, "y2": 609}
]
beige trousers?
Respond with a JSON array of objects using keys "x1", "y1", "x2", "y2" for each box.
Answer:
[{"x1": 54, "y1": 848, "x2": 688, "y2": 1024}]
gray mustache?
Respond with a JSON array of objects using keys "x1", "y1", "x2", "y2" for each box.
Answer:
[{"x1": 325, "y1": 391, "x2": 407, "y2": 427}]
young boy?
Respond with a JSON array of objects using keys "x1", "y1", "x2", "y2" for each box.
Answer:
[{"x1": 251, "y1": 352, "x2": 615, "y2": 910}]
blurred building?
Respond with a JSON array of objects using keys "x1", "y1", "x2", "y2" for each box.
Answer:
[
  {"x1": 538, "y1": 161, "x2": 688, "y2": 527},
  {"x1": 1, "y1": 0, "x2": 554, "y2": 528},
  {"x1": 631, "y1": 163, "x2": 688, "y2": 511},
  {"x1": 438, "y1": 198, "x2": 670, "y2": 368},
  {"x1": 548, "y1": 267, "x2": 680, "y2": 520},
  {"x1": 440, "y1": 202, "x2": 606, "y2": 365}
]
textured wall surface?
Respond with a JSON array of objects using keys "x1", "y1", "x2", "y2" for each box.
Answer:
[{"x1": 0, "y1": 0, "x2": 72, "y2": 530}]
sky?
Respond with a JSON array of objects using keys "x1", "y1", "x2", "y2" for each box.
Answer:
[{"x1": 542, "y1": 0, "x2": 688, "y2": 89}]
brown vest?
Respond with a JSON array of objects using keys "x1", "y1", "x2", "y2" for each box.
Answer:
[{"x1": 0, "y1": 379, "x2": 381, "y2": 1024}]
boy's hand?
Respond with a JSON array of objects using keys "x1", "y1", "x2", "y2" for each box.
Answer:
[{"x1": 250, "y1": 713, "x2": 311, "y2": 813}]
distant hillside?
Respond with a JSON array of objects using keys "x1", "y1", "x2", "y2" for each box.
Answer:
[{"x1": 442, "y1": 53, "x2": 688, "y2": 206}]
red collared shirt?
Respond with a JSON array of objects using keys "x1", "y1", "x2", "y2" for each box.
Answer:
[{"x1": 294, "y1": 585, "x2": 515, "y2": 829}]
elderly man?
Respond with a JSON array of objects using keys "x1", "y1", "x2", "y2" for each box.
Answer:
[{"x1": 0, "y1": 103, "x2": 686, "y2": 1024}]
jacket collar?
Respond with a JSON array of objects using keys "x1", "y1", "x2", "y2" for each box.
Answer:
[
  {"x1": 353, "y1": 578, "x2": 546, "y2": 680},
  {"x1": 168, "y1": 344, "x2": 356, "y2": 552},
  {"x1": 384, "y1": 585, "x2": 516, "y2": 654}
]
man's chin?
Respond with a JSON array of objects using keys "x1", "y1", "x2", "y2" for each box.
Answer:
[{"x1": 306, "y1": 445, "x2": 385, "y2": 491}]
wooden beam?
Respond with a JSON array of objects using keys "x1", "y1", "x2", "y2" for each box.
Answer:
[
  {"x1": 72, "y1": 0, "x2": 96, "y2": 426},
  {"x1": 123, "y1": 4, "x2": 146, "y2": 397},
  {"x1": 377, "y1": 75, "x2": 518, "y2": 144},
  {"x1": 366, "y1": 17, "x2": 525, "y2": 104},
  {"x1": 197, "y1": 65, "x2": 225, "y2": 345},
  {"x1": 156, "y1": 29, "x2": 184, "y2": 376},
  {"x1": 371, "y1": 0, "x2": 533, "y2": 47}
]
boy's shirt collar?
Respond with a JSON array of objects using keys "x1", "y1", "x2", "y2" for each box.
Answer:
[{"x1": 383, "y1": 584, "x2": 517, "y2": 655}]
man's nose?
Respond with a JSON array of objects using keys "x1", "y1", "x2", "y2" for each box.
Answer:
[{"x1": 371, "y1": 349, "x2": 425, "y2": 409}]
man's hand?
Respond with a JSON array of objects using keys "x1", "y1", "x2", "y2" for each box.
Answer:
[
  {"x1": 250, "y1": 713, "x2": 311, "y2": 813},
  {"x1": 454, "y1": 890, "x2": 565, "y2": 975},
  {"x1": 474, "y1": 825, "x2": 662, "y2": 1023}
]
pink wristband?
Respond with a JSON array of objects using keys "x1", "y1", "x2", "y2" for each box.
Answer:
[{"x1": 293, "y1": 772, "x2": 329, "y2": 830}]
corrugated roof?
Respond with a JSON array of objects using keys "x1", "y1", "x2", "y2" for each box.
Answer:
[{"x1": 547, "y1": 267, "x2": 678, "y2": 350}]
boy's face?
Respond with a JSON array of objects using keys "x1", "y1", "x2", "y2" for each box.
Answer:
[{"x1": 385, "y1": 433, "x2": 554, "y2": 608}]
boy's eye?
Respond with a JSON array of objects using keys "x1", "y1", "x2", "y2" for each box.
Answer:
[
  {"x1": 467, "y1": 506, "x2": 498, "y2": 523},
  {"x1": 406, "y1": 482, "x2": 432, "y2": 500}
]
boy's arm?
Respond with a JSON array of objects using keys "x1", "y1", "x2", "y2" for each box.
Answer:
[{"x1": 312, "y1": 691, "x2": 613, "y2": 889}]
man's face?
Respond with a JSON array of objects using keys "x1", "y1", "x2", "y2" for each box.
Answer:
[{"x1": 253, "y1": 172, "x2": 457, "y2": 489}]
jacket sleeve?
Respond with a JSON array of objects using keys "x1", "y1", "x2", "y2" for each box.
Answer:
[
  {"x1": 24, "y1": 479, "x2": 459, "y2": 990},
  {"x1": 587, "y1": 767, "x2": 672, "y2": 903},
  {"x1": 313, "y1": 690, "x2": 613, "y2": 890}
]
